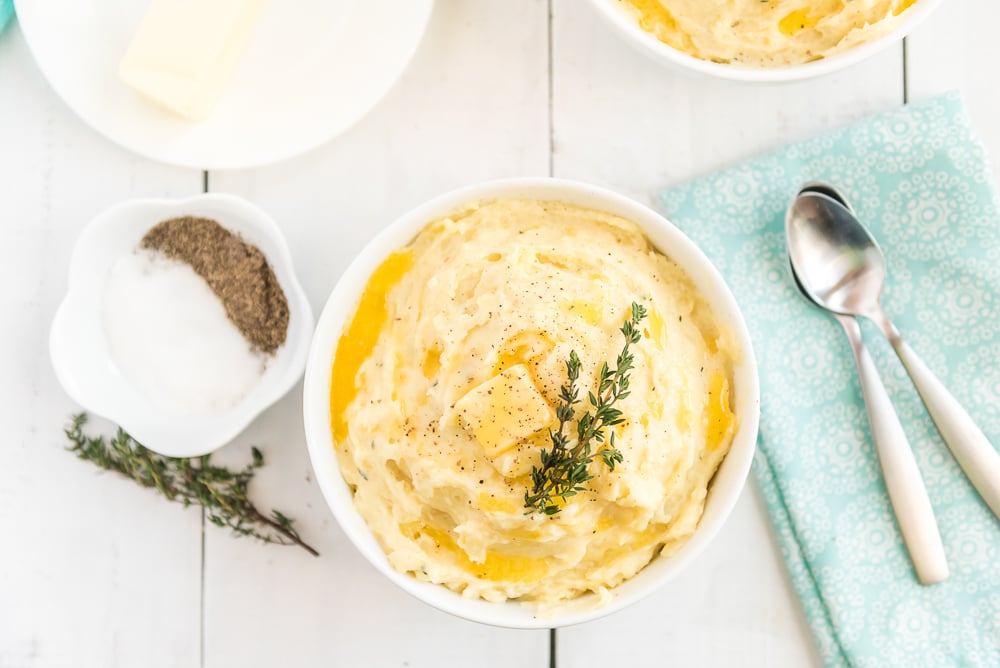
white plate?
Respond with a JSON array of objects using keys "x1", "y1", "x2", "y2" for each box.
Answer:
[{"x1": 17, "y1": 0, "x2": 435, "y2": 170}]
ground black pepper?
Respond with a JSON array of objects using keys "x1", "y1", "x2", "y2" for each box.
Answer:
[{"x1": 141, "y1": 216, "x2": 289, "y2": 355}]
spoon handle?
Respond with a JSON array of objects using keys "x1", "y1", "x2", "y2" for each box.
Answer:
[
  {"x1": 838, "y1": 315, "x2": 949, "y2": 585},
  {"x1": 875, "y1": 315, "x2": 1000, "y2": 521}
]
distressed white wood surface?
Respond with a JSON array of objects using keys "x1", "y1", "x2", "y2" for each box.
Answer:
[
  {"x1": 907, "y1": 0, "x2": 1000, "y2": 185},
  {"x1": 0, "y1": 24, "x2": 203, "y2": 668},
  {"x1": 2, "y1": 0, "x2": 998, "y2": 666}
]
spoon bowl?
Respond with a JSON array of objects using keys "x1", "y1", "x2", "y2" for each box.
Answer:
[
  {"x1": 787, "y1": 180, "x2": 854, "y2": 309},
  {"x1": 786, "y1": 192, "x2": 887, "y2": 318}
]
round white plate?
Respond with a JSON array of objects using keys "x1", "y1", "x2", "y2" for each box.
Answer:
[{"x1": 17, "y1": 0, "x2": 435, "y2": 170}]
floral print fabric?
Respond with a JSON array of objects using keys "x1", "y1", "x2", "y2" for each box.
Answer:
[{"x1": 662, "y1": 93, "x2": 1000, "y2": 667}]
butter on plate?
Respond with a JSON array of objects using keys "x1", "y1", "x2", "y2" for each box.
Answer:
[{"x1": 118, "y1": 0, "x2": 267, "y2": 121}]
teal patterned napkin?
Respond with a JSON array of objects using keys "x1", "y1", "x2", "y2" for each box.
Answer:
[
  {"x1": 0, "y1": 0, "x2": 12, "y2": 34},
  {"x1": 662, "y1": 93, "x2": 1000, "y2": 667}
]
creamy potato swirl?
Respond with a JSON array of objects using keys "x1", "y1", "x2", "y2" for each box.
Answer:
[
  {"x1": 330, "y1": 199, "x2": 738, "y2": 606},
  {"x1": 621, "y1": 0, "x2": 919, "y2": 67}
]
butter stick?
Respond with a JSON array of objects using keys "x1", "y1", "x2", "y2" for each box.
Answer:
[{"x1": 118, "y1": 0, "x2": 267, "y2": 121}]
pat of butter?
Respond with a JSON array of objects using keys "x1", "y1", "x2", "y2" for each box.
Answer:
[
  {"x1": 118, "y1": 0, "x2": 267, "y2": 121},
  {"x1": 454, "y1": 364, "x2": 554, "y2": 459}
]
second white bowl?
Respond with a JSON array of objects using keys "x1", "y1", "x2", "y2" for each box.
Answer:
[{"x1": 588, "y1": 0, "x2": 947, "y2": 83}]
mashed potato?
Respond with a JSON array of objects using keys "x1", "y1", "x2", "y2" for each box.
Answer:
[
  {"x1": 330, "y1": 199, "x2": 737, "y2": 606},
  {"x1": 621, "y1": 0, "x2": 919, "y2": 67}
]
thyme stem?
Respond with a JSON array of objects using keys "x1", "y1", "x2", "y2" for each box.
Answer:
[
  {"x1": 65, "y1": 413, "x2": 319, "y2": 556},
  {"x1": 524, "y1": 302, "x2": 647, "y2": 515}
]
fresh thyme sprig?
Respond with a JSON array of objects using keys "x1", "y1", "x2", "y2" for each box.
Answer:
[
  {"x1": 65, "y1": 413, "x2": 319, "y2": 556},
  {"x1": 524, "y1": 302, "x2": 648, "y2": 516}
]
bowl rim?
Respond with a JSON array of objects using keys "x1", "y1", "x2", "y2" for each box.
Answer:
[
  {"x1": 587, "y1": 0, "x2": 947, "y2": 83},
  {"x1": 302, "y1": 177, "x2": 760, "y2": 628},
  {"x1": 49, "y1": 192, "x2": 314, "y2": 457}
]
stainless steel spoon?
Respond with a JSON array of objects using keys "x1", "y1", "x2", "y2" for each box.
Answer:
[
  {"x1": 786, "y1": 191, "x2": 948, "y2": 585},
  {"x1": 787, "y1": 187, "x2": 1000, "y2": 523}
]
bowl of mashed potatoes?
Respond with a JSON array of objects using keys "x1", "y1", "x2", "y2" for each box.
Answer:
[
  {"x1": 590, "y1": 0, "x2": 945, "y2": 81},
  {"x1": 303, "y1": 178, "x2": 759, "y2": 627}
]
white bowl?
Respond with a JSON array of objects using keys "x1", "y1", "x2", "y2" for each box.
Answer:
[
  {"x1": 303, "y1": 178, "x2": 760, "y2": 628},
  {"x1": 588, "y1": 0, "x2": 946, "y2": 83},
  {"x1": 50, "y1": 194, "x2": 313, "y2": 457}
]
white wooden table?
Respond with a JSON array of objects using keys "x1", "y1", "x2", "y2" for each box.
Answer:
[{"x1": 1, "y1": 1, "x2": 996, "y2": 666}]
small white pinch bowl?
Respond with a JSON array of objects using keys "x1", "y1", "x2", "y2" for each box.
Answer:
[
  {"x1": 303, "y1": 178, "x2": 760, "y2": 628},
  {"x1": 589, "y1": 0, "x2": 946, "y2": 83},
  {"x1": 50, "y1": 193, "x2": 313, "y2": 458}
]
